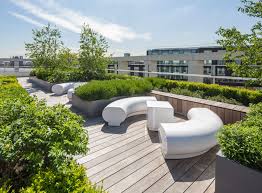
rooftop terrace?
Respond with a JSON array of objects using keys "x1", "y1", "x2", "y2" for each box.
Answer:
[{"x1": 18, "y1": 77, "x2": 217, "y2": 193}]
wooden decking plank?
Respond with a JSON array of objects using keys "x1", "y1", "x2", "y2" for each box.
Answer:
[
  {"x1": 86, "y1": 138, "x2": 159, "y2": 177},
  {"x1": 88, "y1": 121, "x2": 145, "y2": 143},
  {"x1": 164, "y1": 147, "x2": 218, "y2": 193},
  {"x1": 204, "y1": 180, "x2": 215, "y2": 193},
  {"x1": 184, "y1": 162, "x2": 216, "y2": 193},
  {"x1": 89, "y1": 144, "x2": 160, "y2": 183},
  {"x1": 78, "y1": 131, "x2": 151, "y2": 164},
  {"x1": 107, "y1": 156, "x2": 166, "y2": 193},
  {"x1": 143, "y1": 156, "x2": 201, "y2": 193},
  {"x1": 86, "y1": 134, "x2": 154, "y2": 169},
  {"x1": 101, "y1": 148, "x2": 163, "y2": 190},
  {"x1": 89, "y1": 126, "x2": 148, "y2": 153},
  {"x1": 87, "y1": 120, "x2": 145, "y2": 139},
  {"x1": 123, "y1": 159, "x2": 181, "y2": 193},
  {"x1": 87, "y1": 122, "x2": 146, "y2": 148}
]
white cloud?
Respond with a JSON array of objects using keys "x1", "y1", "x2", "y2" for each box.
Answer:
[
  {"x1": 8, "y1": 11, "x2": 44, "y2": 27},
  {"x1": 9, "y1": 0, "x2": 151, "y2": 42}
]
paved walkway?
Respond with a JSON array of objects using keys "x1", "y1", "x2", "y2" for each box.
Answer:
[{"x1": 18, "y1": 77, "x2": 70, "y2": 107}]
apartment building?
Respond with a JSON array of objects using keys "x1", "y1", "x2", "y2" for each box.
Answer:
[
  {"x1": 111, "y1": 46, "x2": 244, "y2": 85},
  {"x1": 0, "y1": 56, "x2": 33, "y2": 69}
]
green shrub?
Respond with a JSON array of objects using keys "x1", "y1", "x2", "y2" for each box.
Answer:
[
  {"x1": 170, "y1": 87, "x2": 204, "y2": 98},
  {"x1": 218, "y1": 103, "x2": 262, "y2": 171},
  {"x1": 205, "y1": 95, "x2": 242, "y2": 105},
  {"x1": 104, "y1": 73, "x2": 139, "y2": 80},
  {"x1": 75, "y1": 79, "x2": 153, "y2": 101},
  {"x1": 0, "y1": 76, "x2": 103, "y2": 192},
  {"x1": 147, "y1": 77, "x2": 262, "y2": 106},
  {"x1": 0, "y1": 99, "x2": 88, "y2": 189},
  {"x1": 20, "y1": 161, "x2": 106, "y2": 193},
  {"x1": 34, "y1": 68, "x2": 51, "y2": 81}
]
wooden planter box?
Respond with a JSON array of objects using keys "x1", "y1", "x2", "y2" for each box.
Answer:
[
  {"x1": 72, "y1": 94, "x2": 125, "y2": 117},
  {"x1": 215, "y1": 151, "x2": 262, "y2": 193},
  {"x1": 29, "y1": 77, "x2": 54, "y2": 92},
  {"x1": 150, "y1": 90, "x2": 249, "y2": 124}
]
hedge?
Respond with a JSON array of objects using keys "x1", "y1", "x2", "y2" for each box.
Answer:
[
  {"x1": 75, "y1": 79, "x2": 153, "y2": 101},
  {"x1": 218, "y1": 103, "x2": 262, "y2": 171},
  {"x1": 0, "y1": 76, "x2": 105, "y2": 193},
  {"x1": 146, "y1": 77, "x2": 262, "y2": 106}
]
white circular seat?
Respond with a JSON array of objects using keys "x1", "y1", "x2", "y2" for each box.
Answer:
[
  {"x1": 159, "y1": 108, "x2": 223, "y2": 159},
  {"x1": 102, "y1": 96, "x2": 157, "y2": 126}
]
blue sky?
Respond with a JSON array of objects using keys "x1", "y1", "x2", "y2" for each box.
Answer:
[{"x1": 0, "y1": 0, "x2": 258, "y2": 57}]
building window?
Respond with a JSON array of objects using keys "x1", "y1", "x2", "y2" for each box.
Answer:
[
  {"x1": 204, "y1": 67, "x2": 211, "y2": 75},
  {"x1": 216, "y1": 67, "x2": 226, "y2": 76},
  {"x1": 204, "y1": 60, "x2": 212, "y2": 65}
]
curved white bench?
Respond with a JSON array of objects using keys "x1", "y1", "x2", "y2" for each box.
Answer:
[
  {"x1": 102, "y1": 96, "x2": 157, "y2": 126},
  {"x1": 67, "y1": 88, "x2": 74, "y2": 101},
  {"x1": 67, "y1": 82, "x2": 86, "y2": 101},
  {"x1": 159, "y1": 108, "x2": 223, "y2": 159},
  {"x1": 52, "y1": 82, "x2": 75, "y2": 95}
]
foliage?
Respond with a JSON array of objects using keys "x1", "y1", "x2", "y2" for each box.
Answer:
[
  {"x1": 206, "y1": 95, "x2": 242, "y2": 105},
  {"x1": 56, "y1": 48, "x2": 78, "y2": 70},
  {"x1": 104, "y1": 73, "x2": 140, "y2": 80},
  {"x1": 75, "y1": 79, "x2": 152, "y2": 101},
  {"x1": 0, "y1": 76, "x2": 104, "y2": 193},
  {"x1": 146, "y1": 77, "x2": 262, "y2": 106},
  {"x1": 217, "y1": 0, "x2": 262, "y2": 85},
  {"x1": 218, "y1": 103, "x2": 262, "y2": 171},
  {"x1": 79, "y1": 24, "x2": 111, "y2": 81},
  {"x1": 0, "y1": 99, "x2": 88, "y2": 189},
  {"x1": 20, "y1": 161, "x2": 106, "y2": 193},
  {"x1": 170, "y1": 88, "x2": 204, "y2": 98},
  {"x1": 25, "y1": 24, "x2": 63, "y2": 70},
  {"x1": 170, "y1": 87, "x2": 242, "y2": 105}
]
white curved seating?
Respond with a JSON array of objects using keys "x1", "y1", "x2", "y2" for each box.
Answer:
[
  {"x1": 159, "y1": 108, "x2": 223, "y2": 159},
  {"x1": 52, "y1": 82, "x2": 75, "y2": 95},
  {"x1": 67, "y1": 88, "x2": 74, "y2": 101},
  {"x1": 102, "y1": 96, "x2": 157, "y2": 126},
  {"x1": 67, "y1": 82, "x2": 86, "y2": 101}
]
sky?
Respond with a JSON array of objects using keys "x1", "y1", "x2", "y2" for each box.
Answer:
[{"x1": 0, "y1": 0, "x2": 258, "y2": 57}]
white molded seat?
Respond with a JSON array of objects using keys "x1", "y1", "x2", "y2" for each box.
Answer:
[
  {"x1": 102, "y1": 96, "x2": 157, "y2": 126},
  {"x1": 67, "y1": 82, "x2": 86, "y2": 101},
  {"x1": 52, "y1": 82, "x2": 75, "y2": 95},
  {"x1": 67, "y1": 88, "x2": 74, "y2": 101},
  {"x1": 159, "y1": 108, "x2": 223, "y2": 159}
]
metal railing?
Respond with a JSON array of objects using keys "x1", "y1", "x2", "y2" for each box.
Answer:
[{"x1": 108, "y1": 69, "x2": 256, "y2": 81}]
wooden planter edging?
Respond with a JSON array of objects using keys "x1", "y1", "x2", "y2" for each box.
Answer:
[
  {"x1": 215, "y1": 151, "x2": 262, "y2": 193},
  {"x1": 72, "y1": 94, "x2": 125, "y2": 117},
  {"x1": 150, "y1": 90, "x2": 249, "y2": 124},
  {"x1": 29, "y1": 77, "x2": 54, "y2": 92}
]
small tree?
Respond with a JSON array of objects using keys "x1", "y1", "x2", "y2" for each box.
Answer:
[
  {"x1": 79, "y1": 24, "x2": 111, "y2": 80},
  {"x1": 57, "y1": 48, "x2": 78, "y2": 70},
  {"x1": 25, "y1": 24, "x2": 63, "y2": 70},
  {"x1": 217, "y1": 0, "x2": 262, "y2": 85}
]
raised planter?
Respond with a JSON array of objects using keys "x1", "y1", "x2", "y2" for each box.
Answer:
[
  {"x1": 29, "y1": 77, "x2": 54, "y2": 92},
  {"x1": 215, "y1": 151, "x2": 262, "y2": 193},
  {"x1": 72, "y1": 94, "x2": 125, "y2": 117},
  {"x1": 150, "y1": 90, "x2": 249, "y2": 124}
]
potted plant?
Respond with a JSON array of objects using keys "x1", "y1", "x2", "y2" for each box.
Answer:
[{"x1": 215, "y1": 103, "x2": 262, "y2": 193}]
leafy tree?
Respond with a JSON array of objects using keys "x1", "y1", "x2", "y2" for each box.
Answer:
[
  {"x1": 25, "y1": 24, "x2": 63, "y2": 70},
  {"x1": 79, "y1": 24, "x2": 111, "y2": 80},
  {"x1": 57, "y1": 48, "x2": 78, "y2": 70},
  {"x1": 217, "y1": 0, "x2": 262, "y2": 85}
]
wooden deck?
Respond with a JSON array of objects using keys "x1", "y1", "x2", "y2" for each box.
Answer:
[
  {"x1": 77, "y1": 115, "x2": 218, "y2": 193},
  {"x1": 18, "y1": 77, "x2": 218, "y2": 193}
]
